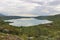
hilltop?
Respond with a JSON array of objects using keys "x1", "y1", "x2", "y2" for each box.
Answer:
[{"x1": 35, "y1": 14, "x2": 60, "y2": 20}]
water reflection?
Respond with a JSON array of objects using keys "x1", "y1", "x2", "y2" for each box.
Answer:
[{"x1": 5, "y1": 18, "x2": 52, "y2": 27}]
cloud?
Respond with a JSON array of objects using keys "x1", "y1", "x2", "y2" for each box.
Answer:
[
  {"x1": 0, "y1": 0, "x2": 39, "y2": 16},
  {"x1": 21, "y1": 0, "x2": 54, "y2": 5},
  {"x1": 49, "y1": 0, "x2": 60, "y2": 6},
  {"x1": 0, "y1": 0, "x2": 60, "y2": 17},
  {"x1": 30, "y1": 6, "x2": 59, "y2": 16}
]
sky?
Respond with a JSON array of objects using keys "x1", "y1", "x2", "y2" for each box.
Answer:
[{"x1": 0, "y1": 0, "x2": 60, "y2": 17}]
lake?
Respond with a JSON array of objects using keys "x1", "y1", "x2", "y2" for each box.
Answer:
[{"x1": 4, "y1": 18, "x2": 53, "y2": 27}]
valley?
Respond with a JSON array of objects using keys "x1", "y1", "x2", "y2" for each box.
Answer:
[{"x1": 0, "y1": 14, "x2": 60, "y2": 40}]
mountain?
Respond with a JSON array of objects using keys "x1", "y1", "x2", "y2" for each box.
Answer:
[
  {"x1": 0, "y1": 16, "x2": 35, "y2": 20},
  {"x1": 0, "y1": 14, "x2": 5, "y2": 16},
  {"x1": 0, "y1": 13, "x2": 60, "y2": 20}
]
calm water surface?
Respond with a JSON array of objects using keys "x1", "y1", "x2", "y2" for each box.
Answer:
[{"x1": 5, "y1": 18, "x2": 52, "y2": 27}]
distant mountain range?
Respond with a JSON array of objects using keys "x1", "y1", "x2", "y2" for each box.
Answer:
[
  {"x1": 0, "y1": 14, "x2": 5, "y2": 16},
  {"x1": 0, "y1": 14, "x2": 34, "y2": 20},
  {"x1": 0, "y1": 13, "x2": 60, "y2": 20},
  {"x1": 0, "y1": 15, "x2": 34, "y2": 20}
]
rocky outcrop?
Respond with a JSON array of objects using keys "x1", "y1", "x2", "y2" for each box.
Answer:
[{"x1": 0, "y1": 33, "x2": 22, "y2": 40}]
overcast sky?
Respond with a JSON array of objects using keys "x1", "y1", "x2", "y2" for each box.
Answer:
[{"x1": 0, "y1": 0, "x2": 60, "y2": 17}]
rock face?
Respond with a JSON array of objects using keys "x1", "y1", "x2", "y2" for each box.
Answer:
[{"x1": 0, "y1": 34, "x2": 22, "y2": 40}]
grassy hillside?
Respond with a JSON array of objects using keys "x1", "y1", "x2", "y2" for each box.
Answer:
[
  {"x1": 35, "y1": 14, "x2": 60, "y2": 20},
  {"x1": 0, "y1": 15, "x2": 60, "y2": 40}
]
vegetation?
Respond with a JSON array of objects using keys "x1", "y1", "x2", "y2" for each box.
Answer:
[{"x1": 0, "y1": 14, "x2": 60, "y2": 40}]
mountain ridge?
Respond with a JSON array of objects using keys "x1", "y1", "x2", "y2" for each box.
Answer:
[{"x1": 0, "y1": 14, "x2": 5, "y2": 16}]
